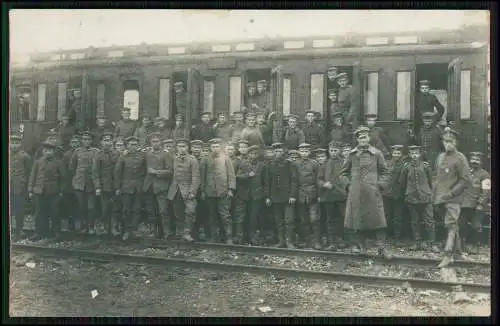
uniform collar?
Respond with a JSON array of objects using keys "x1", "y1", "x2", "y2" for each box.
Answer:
[{"x1": 352, "y1": 145, "x2": 376, "y2": 154}]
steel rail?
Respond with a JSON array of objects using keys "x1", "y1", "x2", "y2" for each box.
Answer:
[
  {"x1": 18, "y1": 230, "x2": 489, "y2": 269},
  {"x1": 11, "y1": 244, "x2": 490, "y2": 294}
]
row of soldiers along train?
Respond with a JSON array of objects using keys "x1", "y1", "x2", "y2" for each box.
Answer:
[{"x1": 10, "y1": 71, "x2": 490, "y2": 268}]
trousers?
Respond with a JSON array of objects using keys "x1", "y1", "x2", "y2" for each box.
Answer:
[
  {"x1": 324, "y1": 201, "x2": 346, "y2": 241},
  {"x1": 121, "y1": 192, "x2": 143, "y2": 233},
  {"x1": 436, "y1": 203, "x2": 462, "y2": 254},
  {"x1": 234, "y1": 198, "x2": 261, "y2": 241},
  {"x1": 273, "y1": 203, "x2": 295, "y2": 243},
  {"x1": 172, "y1": 191, "x2": 197, "y2": 236},
  {"x1": 407, "y1": 203, "x2": 435, "y2": 242},
  {"x1": 34, "y1": 194, "x2": 60, "y2": 237},
  {"x1": 74, "y1": 190, "x2": 96, "y2": 229},
  {"x1": 11, "y1": 192, "x2": 26, "y2": 235},
  {"x1": 383, "y1": 197, "x2": 405, "y2": 239},
  {"x1": 206, "y1": 197, "x2": 231, "y2": 241},
  {"x1": 297, "y1": 202, "x2": 319, "y2": 244},
  {"x1": 145, "y1": 191, "x2": 170, "y2": 236}
]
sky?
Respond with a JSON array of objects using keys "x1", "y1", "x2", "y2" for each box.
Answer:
[{"x1": 10, "y1": 10, "x2": 489, "y2": 57}]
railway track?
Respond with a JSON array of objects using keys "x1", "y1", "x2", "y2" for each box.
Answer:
[
  {"x1": 11, "y1": 243, "x2": 491, "y2": 294},
  {"x1": 16, "y1": 229, "x2": 491, "y2": 269}
]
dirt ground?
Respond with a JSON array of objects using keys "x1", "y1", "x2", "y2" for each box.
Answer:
[{"x1": 8, "y1": 253, "x2": 490, "y2": 317}]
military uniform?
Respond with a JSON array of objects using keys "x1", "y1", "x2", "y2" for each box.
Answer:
[
  {"x1": 114, "y1": 110, "x2": 137, "y2": 140},
  {"x1": 134, "y1": 120, "x2": 155, "y2": 147},
  {"x1": 167, "y1": 140, "x2": 200, "y2": 241},
  {"x1": 303, "y1": 111, "x2": 326, "y2": 148},
  {"x1": 28, "y1": 142, "x2": 66, "y2": 238},
  {"x1": 264, "y1": 143, "x2": 299, "y2": 248},
  {"x1": 399, "y1": 146, "x2": 435, "y2": 249},
  {"x1": 366, "y1": 125, "x2": 390, "y2": 158},
  {"x1": 336, "y1": 73, "x2": 358, "y2": 129},
  {"x1": 60, "y1": 135, "x2": 80, "y2": 230},
  {"x1": 230, "y1": 119, "x2": 246, "y2": 145},
  {"x1": 257, "y1": 111, "x2": 274, "y2": 146},
  {"x1": 92, "y1": 125, "x2": 114, "y2": 147},
  {"x1": 296, "y1": 144, "x2": 321, "y2": 249},
  {"x1": 191, "y1": 114, "x2": 215, "y2": 143},
  {"x1": 213, "y1": 113, "x2": 233, "y2": 143},
  {"x1": 329, "y1": 112, "x2": 350, "y2": 145},
  {"x1": 9, "y1": 135, "x2": 31, "y2": 237},
  {"x1": 414, "y1": 80, "x2": 446, "y2": 134},
  {"x1": 174, "y1": 82, "x2": 187, "y2": 117},
  {"x1": 70, "y1": 133, "x2": 100, "y2": 232},
  {"x1": 283, "y1": 115, "x2": 305, "y2": 150},
  {"x1": 191, "y1": 140, "x2": 210, "y2": 241},
  {"x1": 172, "y1": 114, "x2": 190, "y2": 142},
  {"x1": 153, "y1": 117, "x2": 172, "y2": 141},
  {"x1": 114, "y1": 137, "x2": 147, "y2": 239},
  {"x1": 416, "y1": 112, "x2": 444, "y2": 171}
]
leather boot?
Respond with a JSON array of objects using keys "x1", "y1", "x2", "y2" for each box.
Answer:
[
  {"x1": 235, "y1": 222, "x2": 244, "y2": 244},
  {"x1": 286, "y1": 224, "x2": 296, "y2": 249},
  {"x1": 312, "y1": 221, "x2": 322, "y2": 250},
  {"x1": 225, "y1": 224, "x2": 233, "y2": 245},
  {"x1": 275, "y1": 227, "x2": 285, "y2": 248}
]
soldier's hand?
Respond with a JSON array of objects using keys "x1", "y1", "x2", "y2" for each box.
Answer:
[
  {"x1": 28, "y1": 192, "x2": 33, "y2": 199},
  {"x1": 289, "y1": 197, "x2": 296, "y2": 205},
  {"x1": 323, "y1": 182, "x2": 333, "y2": 189},
  {"x1": 96, "y1": 189, "x2": 102, "y2": 196},
  {"x1": 477, "y1": 205, "x2": 484, "y2": 211},
  {"x1": 188, "y1": 193, "x2": 195, "y2": 200},
  {"x1": 58, "y1": 192, "x2": 63, "y2": 197},
  {"x1": 227, "y1": 190, "x2": 234, "y2": 199},
  {"x1": 249, "y1": 171, "x2": 255, "y2": 177},
  {"x1": 265, "y1": 198, "x2": 272, "y2": 207},
  {"x1": 201, "y1": 192, "x2": 206, "y2": 200},
  {"x1": 148, "y1": 167, "x2": 156, "y2": 174},
  {"x1": 115, "y1": 189, "x2": 121, "y2": 196}
]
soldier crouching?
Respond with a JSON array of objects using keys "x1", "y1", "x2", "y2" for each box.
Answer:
[{"x1": 341, "y1": 126, "x2": 390, "y2": 256}]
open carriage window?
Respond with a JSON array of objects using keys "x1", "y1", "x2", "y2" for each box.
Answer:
[
  {"x1": 364, "y1": 72, "x2": 379, "y2": 116},
  {"x1": 13, "y1": 85, "x2": 32, "y2": 121},
  {"x1": 244, "y1": 69, "x2": 272, "y2": 112},
  {"x1": 396, "y1": 71, "x2": 412, "y2": 120},
  {"x1": 310, "y1": 73, "x2": 324, "y2": 115},
  {"x1": 158, "y1": 78, "x2": 171, "y2": 119},
  {"x1": 416, "y1": 63, "x2": 448, "y2": 122},
  {"x1": 57, "y1": 83, "x2": 67, "y2": 121},
  {"x1": 123, "y1": 80, "x2": 140, "y2": 121},
  {"x1": 36, "y1": 83, "x2": 47, "y2": 121},
  {"x1": 203, "y1": 78, "x2": 215, "y2": 115},
  {"x1": 460, "y1": 69, "x2": 471, "y2": 120}
]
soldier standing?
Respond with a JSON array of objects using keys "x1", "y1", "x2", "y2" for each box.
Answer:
[
  {"x1": 162, "y1": 139, "x2": 175, "y2": 154},
  {"x1": 174, "y1": 81, "x2": 187, "y2": 117},
  {"x1": 256, "y1": 80, "x2": 270, "y2": 115},
  {"x1": 327, "y1": 90, "x2": 341, "y2": 124},
  {"x1": 191, "y1": 112, "x2": 215, "y2": 143},
  {"x1": 154, "y1": 117, "x2": 171, "y2": 141},
  {"x1": 114, "y1": 107, "x2": 137, "y2": 139},
  {"x1": 200, "y1": 138, "x2": 236, "y2": 244},
  {"x1": 240, "y1": 112, "x2": 266, "y2": 147},
  {"x1": 460, "y1": 152, "x2": 490, "y2": 253},
  {"x1": 191, "y1": 140, "x2": 209, "y2": 241},
  {"x1": 167, "y1": 138, "x2": 200, "y2": 242},
  {"x1": 326, "y1": 65, "x2": 339, "y2": 87},
  {"x1": 172, "y1": 113, "x2": 190, "y2": 142},
  {"x1": 134, "y1": 114, "x2": 155, "y2": 147},
  {"x1": 433, "y1": 128, "x2": 472, "y2": 267},
  {"x1": 10, "y1": 135, "x2": 31, "y2": 240},
  {"x1": 399, "y1": 145, "x2": 436, "y2": 251},
  {"x1": 256, "y1": 110, "x2": 274, "y2": 146},
  {"x1": 283, "y1": 115, "x2": 305, "y2": 150},
  {"x1": 341, "y1": 126, "x2": 390, "y2": 256},
  {"x1": 92, "y1": 132, "x2": 119, "y2": 236},
  {"x1": 329, "y1": 112, "x2": 350, "y2": 145},
  {"x1": 414, "y1": 80, "x2": 446, "y2": 136},
  {"x1": 61, "y1": 134, "x2": 80, "y2": 232},
  {"x1": 114, "y1": 136, "x2": 147, "y2": 241},
  {"x1": 264, "y1": 143, "x2": 298, "y2": 248},
  {"x1": 415, "y1": 111, "x2": 443, "y2": 171},
  {"x1": 233, "y1": 140, "x2": 251, "y2": 244},
  {"x1": 213, "y1": 112, "x2": 232, "y2": 143},
  {"x1": 56, "y1": 114, "x2": 76, "y2": 150},
  {"x1": 336, "y1": 73, "x2": 358, "y2": 134},
  {"x1": 143, "y1": 132, "x2": 174, "y2": 239},
  {"x1": 70, "y1": 131, "x2": 99, "y2": 233},
  {"x1": 92, "y1": 114, "x2": 114, "y2": 147},
  {"x1": 365, "y1": 114, "x2": 390, "y2": 158},
  {"x1": 319, "y1": 141, "x2": 348, "y2": 250},
  {"x1": 28, "y1": 141, "x2": 66, "y2": 240},
  {"x1": 245, "y1": 81, "x2": 259, "y2": 113},
  {"x1": 303, "y1": 110, "x2": 326, "y2": 149},
  {"x1": 230, "y1": 111, "x2": 246, "y2": 145}
]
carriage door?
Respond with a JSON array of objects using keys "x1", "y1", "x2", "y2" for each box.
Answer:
[
  {"x1": 351, "y1": 61, "x2": 363, "y2": 124},
  {"x1": 270, "y1": 65, "x2": 284, "y2": 143},
  {"x1": 186, "y1": 68, "x2": 204, "y2": 130},
  {"x1": 447, "y1": 58, "x2": 462, "y2": 127}
]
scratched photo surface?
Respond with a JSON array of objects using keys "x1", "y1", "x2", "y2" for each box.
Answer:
[{"x1": 8, "y1": 9, "x2": 491, "y2": 318}]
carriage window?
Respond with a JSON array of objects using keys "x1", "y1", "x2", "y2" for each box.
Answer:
[
  {"x1": 203, "y1": 79, "x2": 215, "y2": 115},
  {"x1": 396, "y1": 71, "x2": 412, "y2": 120},
  {"x1": 57, "y1": 82, "x2": 67, "y2": 121},
  {"x1": 36, "y1": 83, "x2": 47, "y2": 121},
  {"x1": 460, "y1": 70, "x2": 471, "y2": 120},
  {"x1": 158, "y1": 78, "x2": 171, "y2": 118},
  {"x1": 229, "y1": 76, "x2": 242, "y2": 114},
  {"x1": 96, "y1": 83, "x2": 106, "y2": 118},
  {"x1": 364, "y1": 72, "x2": 379, "y2": 116},
  {"x1": 310, "y1": 74, "x2": 324, "y2": 114},
  {"x1": 283, "y1": 77, "x2": 292, "y2": 117},
  {"x1": 123, "y1": 80, "x2": 140, "y2": 120}
]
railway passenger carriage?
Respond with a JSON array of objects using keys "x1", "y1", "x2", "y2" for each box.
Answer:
[{"x1": 10, "y1": 25, "x2": 489, "y2": 157}]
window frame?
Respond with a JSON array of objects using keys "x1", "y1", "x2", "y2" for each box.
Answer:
[
  {"x1": 36, "y1": 82, "x2": 47, "y2": 122},
  {"x1": 282, "y1": 74, "x2": 292, "y2": 117},
  {"x1": 459, "y1": 69, "x2": 472, "y2": 121},
  {"x1": 203, "y1": 77, "x2": 216, "y2": 115},
  {"x1": 363, "y1": 70, "x2": 380, "y2": 117},
  {"x1": 309, "y1": 72, "x2": 325, "y2": 116},
  {"x1": 158, "y1": 77, "x2": 171, "y2": 119},
  {"x1": 395, "y1": 70, "x2": 415, "y2": 121},
  {"x1": 228, "y1": 75, "x2": 242, "y2": 115}
]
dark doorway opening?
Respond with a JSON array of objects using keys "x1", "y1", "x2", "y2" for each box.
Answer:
[
  {"x1": 172, "y1": 72, "x2": 188, "y2": 121},
  {"x1": 416, "y1": 63, "x2": 448, "y2": 120},
  {"x1": 244, "y1": 68, "x2": 272, "y2": 111}
]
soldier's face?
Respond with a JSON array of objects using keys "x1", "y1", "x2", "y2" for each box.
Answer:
[
  {"x1": 249, "y1": 151, "x2": 259, "y2": 160},
  {"x1": 177, "y1": 143, "x2": 188, "y2": 154},
  {"x1": 248, "y1": 86, "x2": 256, "y2": 96},
  {"x1": 122, "y1": 111, "x2": 131, "y2": 119},
  {"x1": 422, "y1": 119, "x2": 433, "y2": 127},
  {"x1": 366, "y1": 119, "x2": 376, "y2": 128},
  {"x1": 246, "y1": 116, "x2": 256, "y2": 126},
  {"x1": 306, "y1": 113, "x2": 315, "y2": 122},
  {"x1": 256, "y1": 115, "x2": 265, "y2": 124},
  {"x1": 101, "y1": 137, "x2": 113, "y2": 150},
  {"x1": 127, "y1": 140, "x2": 139, "y2": 151},
  {"x1": 218, "y1": 115, "x2": 226, "y2": 124},
  {"x1": 97, "y1": 118, "x2": 106, "y2": 127},
  {"x1": 409, "y1": 150, "x2": 420, "y2": 160},
  {"x1": 442, "y1": 138, "x2": 456, "y2": 152},
  {"x1": 328, "y1": 94, "x2": 337, "y2": 102},
  {"x1": 225, "y1": 145, "x2": 235, "y2": 157},
  {"x1": 470, "y1": 158, "x2": 481, "y2": 167},
  {"x1": 211, "y1": 143, "x2": 222, "y2": 154},
  {"x1": 201, "y1": 115, "x2": 210, "y2": 124},
  {"x1": 191, "y1": 145, "x2": 202, "y2": 155},
  {"x1": 289, "y1": 154, "x2": 298, "y2": 162},
  {"x1": 201, "y1": 148, "x2": 210, "y2": 157},
  {"x1": 257, "y1": 84, "x2": 266, "y2": 94},
  {"x1": 164, "y1": 144, "x2": 174, "y2": 152},
  {"x1": 327, "y1": 70, "x2": 337, "y2": 80},
  {"x1": 329, "y1": 147, "x2": 340, "y2": 157},
  {"x1": 392, "y1": 150, "x2": 402, "y2": 158},
  {"x1": 342, "y1": 147, "x2": 351, "y2": 157},
  {"x1": 316, "y1": 154, "x2": 327, "y2": 164},
  {"x1": 420, "y1": 85, "x2": 430, "y2": 94},
  {"x1": 288, "y1": 119, "x2": 297, "y2": 128},
  {"x1": 82, "y1": 136, "x2": 92, "y2": 147},
  {"x1": 43, "y1": 148, "x2": 55, "y2": 157},
  {"x1": 70, "y1": 139, "x2": 80, "y2": 149},
  {"x1": 274, "y1": 148, "x2": 284, "y2": 158},
  {"x1": 10, "y1": 141, "x2": 21, "y2": 151},
  {"x1": 338, "y1": 78, "x2": 348, "y2": 88},
  {"x1": 299, "y1": 148, "x2": 310, "y2": 158},
  {"x1": 333, "y1": 118, "x2": 343, "y2": 126},
  {"x1": 239, "y1": 143, "x2": 249, "y2": 155},
  {"x1": 265, "y1": 149, "x2": 275, "y2": 159},
  {"x1": 357, "y1": 134, "x2": 370, "y2": 147},
  {"x1": 151, "y1": 138, "x2": 161, "y2": 150},
  {"x1": 115, "y1": 142, "x2": 125, "y2": 152},
  {"x1": 175, "y1": 118, "x2": 183, "y2": 127}
]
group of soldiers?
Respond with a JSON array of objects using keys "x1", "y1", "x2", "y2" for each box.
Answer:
[{"x1": 10, "y1": 74, "x2": 490, "y2": 268}]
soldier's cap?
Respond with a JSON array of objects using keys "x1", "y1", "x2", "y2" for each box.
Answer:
[
  {"x1": 342, "y1": 143, "x2": 352, "y2": 149},
  {"x1": 408, "y1": 145, "x2": 421, "y2": 151},
  {"x1": 96, "y1": 114, "x2": 107, "y2": 119},
  {"x1": 121, "y1": 107, "x2": 131, "y2": 112},
  {"x1": 298, "y1": 143, "x2": 312, "y2": 149},
  {"x1": 209, "y1": 138, "x2": 223, "y2": 145},
  {"x1": 155, "y1": 116, "x2": 166, "y2": 122},
  {"x1": 305, "y1": 110, "x2": 316, "y2": 115},
  {"x1": 200, "y1": 112, "x2": 211, "y2": 117},
  {"x1": 327, "y1": 65, "x2": 338, "y2": 71},
  {"x1": 365, "y1": 113, "x2": 378, "y2": 120},
  {"x1": 287, "y1": 114, "x2": 299, "y2": 121},
  {"x1": 202, "y1": 143, "x2": 210, "y2": 148},
  {"x1": 266, "y1": 145, "x2": 274, "y2": 150},
  {"x1": 148, "y1": 132, "x2": 162, "y2": 140},
  {"x1": 237, "y1": 139, "x2": 249, "y2": 145},
  {"x1": 41, "y1": 141, "x2": 56, "y2": 149},
  {"x1": 271, "y1": 142, "x2": 284, "y2": 149},
  {"x1": 469, "y1": 152, "x2": 483, "y2": 159},
  {"x1": 175, "y1": 113, "x2": 184, "y2": 120},
  {"x1": 217, "y1": 112, "x2": 226, "y2": 117},
  {"x1": 313, "y1": 148, "x2": 328, "y2": 154},
  {"x1": 442, "y1": 127, "x2": 459, "y2": 139},
  {"x1": 288, "y1": 149, "x2": 299, "y2": 155},
  {"x1": 101, "y1": 132, "x2": 114, "y2": 140},
  {"x1": 114, "y1": 137, "x2": 125, "y2": 144},
  {"x1": 257, "y1": 80, "x2": 267, "y2": 85},
  {"x1": 332, "y1": 112, "x2": 344, "y2": 118},
  {"x1": 328, "y1": 140, "x2": 342, "y2": 148},
  {"x1": 246, "y1": 112, "x2": 257, "y2": 118},
  {"x1": 327, "y1": 89, "x2": 337, "y2": 95},
  {"x1": 125, "y1": 136, "x2": 139, "y2": 143},
  {"x1": 232, "y1": 111, "x2": 243, "y2": 116},
  {"x1": 421, "y1": 111, "x2": 437, "y2": 118},
  {"x1": 335, "y1": 72, "x2": 348, "y2": 80},
  {"x1": 10, "y1": 134, "x2": 22, "y2": 141},
  {"x1": 71, "y1": 134, "x2": 81, "y2": 141},
  {"x1": 176, "y1": 138, "x2": 189, "y2": 145},
  {"x1": 80, "y1": 131, "x2": 93, "y2": 138},
  {"x1": 248, "y1": 145, "x2": 260, "y2": 153},
  {"x1": 247, "y1": 81, "x2": 257, "y2": 87},
  {"x1": 174, "y1": 81, "x2": 184, "y2": 87},
  {"x1": 162, "y1": 139, "x2": 174, "y2": 144},
  {"x1": 190, "y1": 139, "x2": 203, "y2": 146},
  {"x1": 419, "y1": 80, "x2": 431, "y2": 86},
  {"x1": 391, "y1": 145, "x2": 404, "y2": 150},
  {"x1": 354, "y1": 126, "x2": 371, "y2": 137}
]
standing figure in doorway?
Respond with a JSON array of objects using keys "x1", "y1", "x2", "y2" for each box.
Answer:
[
  {"x1": 172, "y1": 113, "x2": 190, "y2": 142},
  {"x1": 414, "y1": 80, "x2": 446, "y2": 138},
  {"x1": 174, "y1": 81, "x2": 187, "y2": 117},
  {"x1": 114, "y1": 107, "x2": 137, "y2": 140}
]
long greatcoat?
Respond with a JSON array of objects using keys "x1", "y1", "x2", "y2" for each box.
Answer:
[{"x1": 340, "y1": 145, "x2": 389, "y2": 231}]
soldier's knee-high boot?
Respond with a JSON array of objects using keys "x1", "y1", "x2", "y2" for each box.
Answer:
[
  {"x1": 274, "y1": 208, "x2": 285, "y2": 248},
  {"x1": 312, "y1": 220, "x2": 322, "y2": 250},
  {"x1": 285, "y1": 222, "x2": 296, "y2": 249},
  {"x1": 438, "y1": 225, "x2": 457, "y2": 268},
  {"x1": 225, "y1": 222, "x2": 233, "y2": 245}
]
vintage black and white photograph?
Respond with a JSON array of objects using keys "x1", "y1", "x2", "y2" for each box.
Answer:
[{"x1": 8, "y1": 9, "x2": 491, "y2": 317}]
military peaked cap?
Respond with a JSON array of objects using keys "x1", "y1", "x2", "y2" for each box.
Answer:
[
  {"x1": 442, "y1": 127, "x2": 459, "y2": 139},
  {"x1": 200, "y1": 112, "x2": 211, "y2": 117},
  {"x1": 328, "y1": 140, "x2": 342, "y2": 148},
  {"x1": 354, "y1": 126, "x2": 371, "y2": 137},
  {"x1": 391, "y1": 145, "x2": 404, "y2": 150},
  {"x1": 238, "y1": 139, "x2": 249, "y2": 145},
  {"x1": 96, "y1": 113, "x2": 107, "y2": 119},
  {"x1": 257, "y1": 80, "x2": 267, "y2": 85},
  {"x1": 408, "y1": 145, "x2": 421, "y2": 151},
  {"x1": 469, "y1": 152, "x2": 483, "y2": 158},
  {"x1": 174, "y1": 81, "x2": 184, "y2": 87},
  {"x1": 80, "y1": 131, "x2": 93, "y2": 138},
  {"x1": 327, "y1": 65, "x2": 338, "y2": 71},
  {"x1": 327, "y1": 89, "x2": 337, "y2": 95},
  {"x1": 365, "y1": 113, "x2": 378, "y2": 119},
  {"x1": 176, "y1": 138, "x2": 189, "y2": 145},
  {"x1": 190, "y1": 140, "x2": 203, "y2": 146},
  {"x1": 162, "y1": 139, "x2": 174, "y2": 144},
  {"x1": 125, "y1": 136, "x2": 139, "y2": 143},
  {"x1": 121, "y1": 107, "x2": 131, "y2": 112},
  {"x1": 209, "y1": 138, "x2": 223, "y2": 145},
  {"x1": 246, "y1": 112, "x2": 257, "y2": 118},
  {"x1": 421, "y1": 111, "x2": 437, "y2": 118},
  {"x1": 332, "y1": 112, "x2": 343, "y2": 118},
  {"x1": 287, "y1": 114, "x2": 299, "y2": 121},
  {"x1": 313, "y1": 148, "x2": 327, "y2": 154},
  {"x1": 336, "y1": 72, "x2": 348, "y2": 80},
  {"x1": 305, "y1": 110, "x2": 316, "y2": 115},
  {"x1": 41, "y1": 141, "x2": 56, "y2": 149},
  {"x1": 175, "y1": 113, "x2": 184, "y2": 120},
  {"x1": 288, "y1": 149, "x2": 299, "y2": 155},
  {"x1": 149, "y1": 132, "x2": 162, "y2": 140},
  {"x1": 248, "y1": 145, "x2": 260, "y2": 152},
  {"x1": 419, "y1": 80, "x2": 431, "y2": 86},
  {"x1": 271, "y1": 142, "x2": 284, "y2": 149},
  {"x1": 101, "y1": 132, "x2": 114, "y2": 140},
  {"x1": 298, "y1": 143, "x2": 311, "y2": 149},
  {"x1": 155, "y1": 116, "x2": 166, "y2": 122}
]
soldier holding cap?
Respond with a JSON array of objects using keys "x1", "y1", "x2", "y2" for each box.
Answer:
[
  {"x1": 115, "y1": 107, "x2": 138, "y2": 140},
  {"x1": 10, "y1": 134, "x2": 32, "y2": 240},
  {"x1": 167, "y1": 138, "x2": 200, "y2": 242},
  {"x1": 174, "y1": 81, "x2": 187, "y2": 117},
  {"x1": 399, "y1": 145, "x2": 436, "y2": 251},
  {"x1": 69, "y1": 131, "x2": 100, "y2": 234},
  {"x1": 433, "y1": 128, "x2": 472, "y2": 267},
  {"x1": 134, "y1": 114, "x2": 155, "y2": 147},
  {"x1": 191, "y1": 112, "x2": 215, "y2": 143},
  {"x1": 142, "y1": 132, "x2": 174, "y2": 239},
  {"x1": 303, "y1": 110, "x2": 326, "y2": 148},
  {"x1": 264, "y1": 142, "x2": 299, "y2": 248},
  {"x1": 213, "y1": 112, "x2": 232, "y2": 142},
  {"x1": 92, "y1": 132, "x2": 120, "y2": 236},
  {"x1": 240, "y1": 112, "x2": 265, "y2": 147},
  {"x1": 172, "y1": 113, "x2": 190, "y2": 142},
  {"x1": 114, "y1": 136, "x2": 147, "y2": 241},
  {"x1": 415, "y1": 80, "x2": 446, "y2": 135},
  {"x1": 382, "y1": 144, "x2": 407, "y2": 244},
  {"x1": 341, "y1": 126, "x2": 390, "y2": 256},
  {"x1": 28, "y1": 140, "x2": 66, "y2": 240},
  {"x1": 283, "y1": 114, "x2": 305, "y2": 150},
  {"x1": 200, "y1": 138, "x2": 236, "y2": 244},
  {"x1": 460, "y1": 152, "x2": 490, "y2": 252}
]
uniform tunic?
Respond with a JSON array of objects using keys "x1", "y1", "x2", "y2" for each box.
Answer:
[
  {"x1": 258, "y1": 122, "x2": 273, "y2": 146},
  {"x1": 28, "y1": 156, "x2": 66, "y2": 195},
  {"x1": 369, "y1": 126, "x2": 390, "y2": 157},
  {"x1": 417, "y1": 125, "x2": 443, "y2": 167},
  {"x1": 114, "y1": 151, "x2": 147, "y2": 195},
  {"x1": 10, "y1": 149, "x2": 31, "y2": 195},
  {"x1": 382, "y1": 157, "x2": 406, "y2": 200},
  {"x1": 134, "y1": 125, "x2": 155, "y2": 146},
  {"x1": 143, "y1": 150, "x2": 174, "y2": 194},
  {"x1": 175, "y1": 93, "x2": 187, "y2": 116},
  {"x1": 461, "y1": 168, "x2": 490, "y2": 209},
  {"x1": 200, "y1": 155, "x2": 236, "y2": 198},
  {"x1": 399, "y1": 161, "x2": 433, "y2": 204},
  {"x1": 191, "y1": 123, "x2": 214, "y2": 143},
  {"x1": 415, "y1": 92, "x2": 446, "y2": 131},
  {"x1": 263, "y1": 156, "x2": 298, "y2": 203},
  {"x1": 341, "y1": 146, "x2": 389, "y2": 230},
  {"x1": 154, "y1": 126, "x2": 172, "y2": 142},
  {"x1": 432, "y1": 150, "x2": 471, "y2": 206},
  {"x1": 230, "y1": 123, "x2": 246, "y2": 144},
  {"x1": 214, "y1": 123, "x2": 233, "y2": 142},
  {"x1": 283, "y1": 128, "x2": 305, "y2": 150},
  {"x1": 338, "y1": 86, "x2": 358, "y2": 125},
  {"x1": 297, "y1": 158, "x2": 320, "y2": 204},
  {"x1": 114, "y1": 120, "x2": 137, "y2": 139},
  {"x1": 303, "y1": 123, "x2": 326, "y2": 148},
  {"x1": 92, "y1": 149, "x2": 119, "y2": 193},
  {"x1": 240, "y1": 126, "x2": 265, "y2": 147},
  {"x1": 171, "y1": 125, "x2": 190, "y2": 142},
  {"x1": 318, "y1": 157, "x2": 347, "y2": 203},
  {"x1": 92, "y1": 126, "x2": 114, "y2": 147},
  {"x1": 167, "y1": 154, "x2": 200, "y2": 200},
  {"x1": 329, "y1": 125, "x2": 350, "y2": 145},
  {"x1": 70, "y1": 147, "x2": 100, "y2": 193}
]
